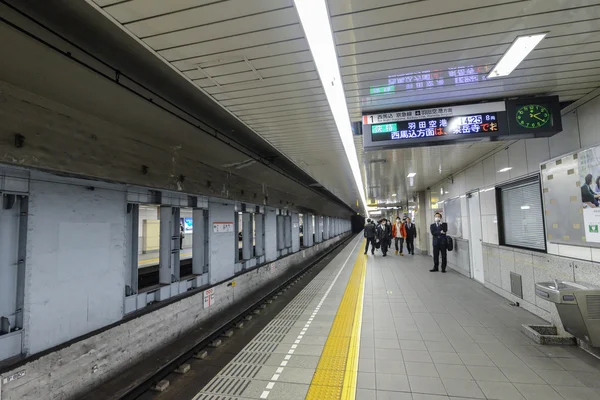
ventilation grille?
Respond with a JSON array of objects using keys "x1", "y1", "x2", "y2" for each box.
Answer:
[
  {"x1": 587, "y1": 295, "x2": 600, "y2": 319},
  {"x1": 510, "y1": 272, "x2": 523, "y2": 299}
]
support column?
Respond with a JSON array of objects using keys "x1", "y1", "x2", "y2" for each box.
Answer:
[
  {"x1": 208, "y1": 202, "x2": 235, "y2": 284},
  {"x1": 192, "y1": 208, "x2": 206, "y2": 275},
  {"x1": 304, "y1": 213, "x2": 313, "y2": 247},
  {"x1": 316, "y1": 216, "x2": 323, "y2": 243},
  {"x1": 242, "y1": 212, "x2": 252, "y2": 260},
  {"x1": 291, "y1": 213, "x2": 300, "y2": 252},
  {"x1": 172, "y1": 207, "x2": 181, "y2": 281},
  {"x1": 255, "y1": 213, "x2": 265, "y2": 257},
  {"x1": 127, "y1": 204, "x2": 139, "y2": 294},
  {"x1": 265, "y1": 208, "x2": 278, "y2": 262},
  {"x1": 323, "y1": 217, "x2": 330, "y2": 240},
  {"x1": 159, "y1": 206, "x2": 173, "y2": 285}
]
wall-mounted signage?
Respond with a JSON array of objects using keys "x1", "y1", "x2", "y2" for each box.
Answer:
[
  {"x1": 362, "y1": 96, "x2": 561, "y2": 150},
  {"x1": 213, "y1": 222, "x2": 234, "y2": 233}
]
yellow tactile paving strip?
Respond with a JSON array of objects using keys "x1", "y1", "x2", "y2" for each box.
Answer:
[{"x1": 306, "y1": 246, "x2": 367, "y2": 400}]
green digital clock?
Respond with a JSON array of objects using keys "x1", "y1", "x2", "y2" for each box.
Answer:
[{"x1": 516, "y1": 104, "x2": 551, "y2": 129}]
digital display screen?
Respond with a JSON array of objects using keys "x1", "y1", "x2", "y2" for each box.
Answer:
[
  {"x1": 371, "y1": 113, "x2": 500, "y2": 142},
  {"x1": 371, "y1": 123, "x2": 398, "y2": 134}
]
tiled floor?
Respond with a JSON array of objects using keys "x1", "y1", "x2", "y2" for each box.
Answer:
[{"x1": 359, "y1": 252, "x2": 600, "y2": 400}]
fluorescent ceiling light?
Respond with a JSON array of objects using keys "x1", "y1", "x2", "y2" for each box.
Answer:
[
  {"x1": 498, "y1": 167, "x2": 512, "y2": 173},
  {"x1": 488, "y1": 34, "x2": 547, "y2": 78},
  {"x1": 392, "y1": 194, "x2": 397, "y2": 197},
  {"x1": 294, "y1": 0, "x2": 368, "y2": 215},
  {"x1": 407, "y1": 172, "x2": 417, "y2": 178},
  {"x1": 521, "y1": 205, "x2": 531, "y2": 210}
]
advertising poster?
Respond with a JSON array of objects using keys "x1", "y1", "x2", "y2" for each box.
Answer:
[{"x1": 578, "y1": 146, "x2": 600, "y2": 243}]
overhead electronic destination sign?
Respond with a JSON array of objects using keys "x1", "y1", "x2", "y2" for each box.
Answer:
[{"x1": 362, "y1": 96, "x2": 562, "y2": 150}]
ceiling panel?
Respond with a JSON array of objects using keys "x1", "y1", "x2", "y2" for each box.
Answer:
[
  {"x1": 328, "y1": 0, "x2": 600, "y2": 206},
  {"x1": 89, "y1": 0, "x2": 600, "y2": 214}
]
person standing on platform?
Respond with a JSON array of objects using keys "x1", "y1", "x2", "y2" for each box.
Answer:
[
  {"x1": 378, "y1": 218, "x2": 392, "y2": 257},
  {"x1": 392, "y1": 216, "x2": 406, "y2": 256},
  {"x1": 364, "y1": 218, "x2": 376, "y2": 255},
  {"x1": 430, "y1": 212, "x2": 448, "y2": 273},
  {"x1": 405, "y1": 216, "x2": 417, "y2": 255}
]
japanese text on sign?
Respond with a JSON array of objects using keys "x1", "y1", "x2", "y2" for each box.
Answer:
[
  {"x1": 371, "y1": 113, "x2": 499, "y2": 142},
  {"x1": 363, "y1": 101, "x2": 505, "y2": 125},
  {"x1": 203, "y1": 287, "x2": 215, "y2": 309},
  {"x1": 213, "y1": 222, "x2": 234, "y2": 233},
  {"x1": 385, "y1": 65, "x2": 491, "y2": 92}
]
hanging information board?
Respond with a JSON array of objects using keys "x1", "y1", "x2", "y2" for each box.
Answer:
[{"x1": 363, "y1": 96, "x2": 562, "y2": 150}]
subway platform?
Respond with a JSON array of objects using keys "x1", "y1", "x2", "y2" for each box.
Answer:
[{"x1": 192, "y1": 236, "x2": 600, "y2": 400}]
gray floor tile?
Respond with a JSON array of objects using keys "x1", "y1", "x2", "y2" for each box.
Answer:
[
  {"x1": 413, "y1": 395, "x2": 450, "y2": 400},
  {"x1": 409, "y1": 376, "x2": 447, "y2": 395},
  {"x1": 508, "y1": 345, "x2": 547, "y2": 358},
  {"x1": 426, "y1": 341, "x2": 455, "y2": 353},
  {"x1": 356, "y1": 388, "x2": 377, "y2": 400},
  {"x1": 396, "y1": 330, "x2": 423, "y2": 340},
  {"x1": 552, "y1": 385, "x2": 600, "y2": 400},
  {"x1": 467, "y1": 365, "x2": 509, "y2": 382},
  {"x1": 499, "y1": 367, "x2": 545, "y2": 384},
  {"x1": 436, "y1": 364, "x2": 473, "y2": 380},
  {"x1": 376, "y1": 373, "x2": 411, "y2": 392},
  {"x1": 400, "y1": 340, "x2": 427, "y2": 351},
  {"x1": 430, "y1": 352, "x2": 463, "y2": 365},
  {"x1": 359, "y1": 358, "x2": 376, "y2": 373},
  {"x1": 399, "y1": 346, "x2": 433, "y2": 362},
  {"x1": 358, "y1": 372, "x2": 377, "y2": 389},
  {"x1": 374, "y1": 330, "x2": 399, "y2": 340},
  {"x1": 571, "y1": 370, "x2": 600, "y2": 388},
  {"x1": 375, "y1": 358, "x2": 406, "y2": 375},
  {"x1": 451, "y1": 342, "x2": 485, "y2": 354},
  {"x1": 442, "y1": 378, "x2": 486, "y2": 399},
  {"x1": 375, "y1": 338, "x2": 401, "y2": 350},
  {"x1": 376, "y1": 390, "x2": 412, "y2": 400},
  {"x1": 536, "y1": 369, "x2": 585, "y2": 387},
  {"x1": 375, "y1": 348, "x2": 403, "y2": 361},
  {"x1": 477, "y1": 381, "x2": 525, "y2": 400},
  {"x1": 519, "y1": 356, "x2": 565, "y2": 371},
  {"x1": 471, "y1": 334, "x2": 503, "y2": 344},
  {"x1": 459, "y1": 353, "x2": 496, "y2": 367},
  {"x1": 421, "y1": 332, "x2": 448, "y2": 342},
  {"x1": 361, "y1": 346, "x2": 375, "y2": 359},
  {"x1": 555, "y1": 357, "x2": 600, "y2": 373},
  {"x1": 514, "y1": 383, "x2": 563, "y2": 400},
  {"x1": 405, "y1": 361, "x2": 439, "y2": 377}
]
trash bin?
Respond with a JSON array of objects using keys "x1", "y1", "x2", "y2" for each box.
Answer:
[{"x1": 535, "y1": 280, "x2": 600, "y2": 347}]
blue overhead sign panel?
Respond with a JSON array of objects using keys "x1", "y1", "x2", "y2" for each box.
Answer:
[{"x1": 362, "y1": 96, "x2": 562, "y2": 150}]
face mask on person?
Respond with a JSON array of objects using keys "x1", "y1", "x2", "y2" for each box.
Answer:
[
  {"x1": 396, "y1": 219, "x2": 400, "y2": 222},
  {"x1": 435, "y1": 217, "x2": 441, "y2": 222}
]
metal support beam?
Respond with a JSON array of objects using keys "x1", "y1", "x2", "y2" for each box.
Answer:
[
  {"x1": 192, "y1": 208, "x2": 206, "y2": 275},
  {"x1": 242, "y1": 212, "x2": 252, "y2": 260}
]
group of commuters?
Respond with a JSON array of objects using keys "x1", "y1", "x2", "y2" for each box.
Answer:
[
  {"x1": 363, "y1": 216, "x2": 416, "y2": 257},
  {"x1": 363, "y1": 211, "x2": 449, "y2": 273},
  {"x1": 581, "y1": 174, "x2": 600, "y2": 207}
]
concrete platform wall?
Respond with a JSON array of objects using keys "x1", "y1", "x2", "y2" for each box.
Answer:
[
  {"x1": 0, "y1": 162, "x2": 352, "y2": 400},
  {"x1": 1, "y1": 227, "x2": 349, "y2": 400}
]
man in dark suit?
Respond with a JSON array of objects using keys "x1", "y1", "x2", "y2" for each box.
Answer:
[
  {"x1": 404, "y1": 217, "x2": 417, "y2": 255},
  {"x1": 430, "y1": 212, "x2": 447, "y2": 273},
  {"x1": 364, "y1": 219, "x2": 376, "y2": 255}
]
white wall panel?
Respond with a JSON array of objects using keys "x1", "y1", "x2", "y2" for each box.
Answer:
[
  {"x1": 550, "y1": 110, "x2": 581, "y2": 158},
  {"x1": 465, "y1": 162, "x2": 484, "y2": 192},
  {"x1": 24, "y1": 174, "x2": 127, "y2": 354},
  {"x1": 576, "y1": 95, "x2": 600, "y2": 149},
  {"x1": 508, "y1": 141, "x2": 528, "y2": 179},
  {"x1": 482, "y1": 156, "x2": 496, "y2": 186},
  {"x1": 494, "y1": 149, "x2": 510, "y2": 183},
  {"x1": 525, "y1": 138, "x2": 550, "y2": 173}
]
